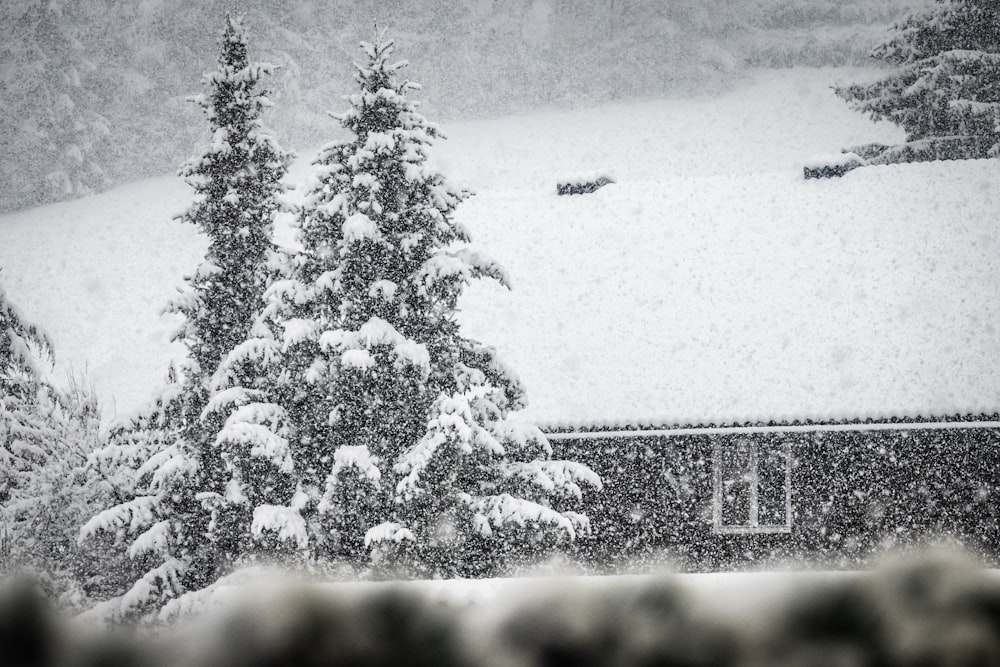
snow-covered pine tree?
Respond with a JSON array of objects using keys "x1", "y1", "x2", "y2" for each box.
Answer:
[
  {"x1": 80, "y1": 15, "x2": 293, "y2": 622},
  {"x1": 835, "y1": 0, "x2": 1000, "y2": 162},
  {"x1": 0, "y1": 275, "x2": 121, "y2": 608},
  {"x1": 0, "y1": 273, "x2": 58, "y2": 544},
  {"x1": 208, "y1": 29, "x2": 601, "y2": 580},
  {"x1": 7, "y1": 377, "x2": 129, "y2": 610}
]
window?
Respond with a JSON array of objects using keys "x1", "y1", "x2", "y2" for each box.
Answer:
[{"x1": 712, "y1": 437, "x2": 792, "y2": 534}]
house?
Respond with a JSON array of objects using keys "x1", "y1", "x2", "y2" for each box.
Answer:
[
  {"x1": 455, "y1": 159, "x2": 1000, "y2": 570},
  {"x1": 545, "y1": 416, "x2": 1000, "y2": 571}
]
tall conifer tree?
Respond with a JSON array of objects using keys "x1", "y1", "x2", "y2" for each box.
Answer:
[{"x1": 81, "y1": 15, "x2": 292, "y2": 622}]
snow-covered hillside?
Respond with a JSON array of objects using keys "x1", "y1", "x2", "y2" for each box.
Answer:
[{"x1": 1, "y1": 67, "x2": 997, "y2": 426}]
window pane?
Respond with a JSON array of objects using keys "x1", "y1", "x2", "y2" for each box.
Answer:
[
  {"x1": 757, "y1": 443, "x2": 789, "y2": 527},
  {"x1": 715, "y1": 438, "x2": 790, "y2": 532},
  {"x1": 719, "y1": 438, "x2": 753, "y2": 526}
]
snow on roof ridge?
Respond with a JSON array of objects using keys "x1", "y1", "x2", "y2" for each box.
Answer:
[{"x1": 539, "y1": 412, "x2": 1000, "y2": 436}]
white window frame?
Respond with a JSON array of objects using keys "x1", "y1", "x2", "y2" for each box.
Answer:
[{"x1": 712, "y1": 438, "x2": 792, "y2": 534}]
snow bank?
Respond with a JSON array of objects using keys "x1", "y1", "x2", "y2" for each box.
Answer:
[{"x1": 430, "y1": 68, "x2": 903, "y2": 191}]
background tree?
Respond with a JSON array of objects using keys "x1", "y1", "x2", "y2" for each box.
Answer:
[
  {"x1": 206, "y1": 29, "x2": 600, "y2": 581},
  {"x1": 81, "y1": 14, "x2": 293, "y2": 623},
  {"x1": 0, "y1": 0, "x2": 110, "y2": 210},
  {"x1": 835, "y1": 0, "x2": 1000, "y2": 161}
]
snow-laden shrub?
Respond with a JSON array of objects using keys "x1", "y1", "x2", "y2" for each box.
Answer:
[
  {"x1": 803, "y1": 152, "x2": 864, "y2": 179},
  {"x1": 1, "y1": 274, "x2": 125, "y2": 610},
  {"x1": 556, "y1": 173, "x2": 616, "y2": 195}
]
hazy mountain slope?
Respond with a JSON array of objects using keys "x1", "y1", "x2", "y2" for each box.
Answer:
[{"x1": 0, "y1": 0, "x2": 932, "y2": 212}]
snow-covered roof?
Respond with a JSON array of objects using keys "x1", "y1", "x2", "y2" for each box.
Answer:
[{"x1": 458, "y1": 161, "x2": 1000, "y2": 426}]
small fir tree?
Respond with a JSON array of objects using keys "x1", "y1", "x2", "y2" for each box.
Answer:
[
  {"x1": 7, "y1": 378, "x2": 127, "y2": 610},
  {"x1": 81, "y1": 14, "x2": 292, "y2": 622},
  {"x1": 1, "y1": 274, "x2": 58, "y2": 538},
  {"x1": 835, "y1": 0, "x2": 1000, "y2": 161},
  {"x1": 0, "y1": 276, "x2": 121, "y2": 609},
  {"x1": 207, "y1": 29, "x2": 600, "y2": 581}
]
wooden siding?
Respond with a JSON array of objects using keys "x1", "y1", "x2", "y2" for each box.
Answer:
[{"x1": 550, "y1": 421, "x2": 1000, "y2": 571}]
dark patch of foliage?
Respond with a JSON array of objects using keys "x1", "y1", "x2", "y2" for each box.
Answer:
[{"x1": 557, "y1": 176, "x2": 615, "y2": 196}]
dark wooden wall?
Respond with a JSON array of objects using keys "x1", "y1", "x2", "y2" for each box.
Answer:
[{"x1": 552, "y1": 425, "x2": 1000, "y2": 571}]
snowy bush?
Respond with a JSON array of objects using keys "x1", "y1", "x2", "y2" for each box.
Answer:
[
  {"x1": 0, "y1": 276, "x2": 126, "y2": 609},
  {"x1": 556, "y1": 173, "x2": 615, "y2": 196},
  {"x1": 802, "y1": 152, "x2": 863, "y2": 179}
]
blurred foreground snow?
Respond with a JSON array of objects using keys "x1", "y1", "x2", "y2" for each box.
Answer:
[{"x1": 3, "y1": 551, "x2": 999, "y2": 666}]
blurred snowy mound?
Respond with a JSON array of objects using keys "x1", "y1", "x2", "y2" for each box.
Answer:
[{"x1": 4, "y1": 551, "x2": 1000, "y2": 666}]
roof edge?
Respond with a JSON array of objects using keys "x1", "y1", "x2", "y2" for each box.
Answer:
[{"x1": 540, "y1": 413, "x2": 1000, "y2": 438}]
